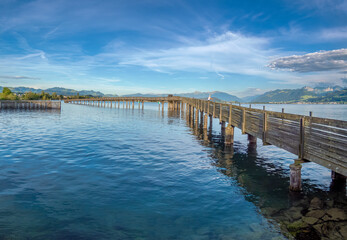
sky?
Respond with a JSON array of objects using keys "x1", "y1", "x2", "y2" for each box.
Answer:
[{"x1": 0, "y1": 0, "x2": 346, "y2": 97}]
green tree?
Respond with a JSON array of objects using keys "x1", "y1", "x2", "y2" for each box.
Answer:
[
  {"x1": 52, "y1": 92, "x2": 58, "y2": 99},
  {"x1": 23, "y1": 92, "x2": 40, "y2": 100},
  {"x1": 2, "y1": 87, "x2": 12, "y2": 95}
]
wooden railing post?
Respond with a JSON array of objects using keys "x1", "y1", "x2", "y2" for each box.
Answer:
[
  {"x1": 299, "y1": 117, "x2": 307, "y2": 160},
  {"x1": 242, "y1": 108, "x2": 246, "y2": 134},
  {"x1": 262, "y1": 106, "x2": 268, "y2": 144},
  {"x1": 213, "y1": 102, "x2": 216, "y2": 118},
  {"x1": 219, "y1": 103, "x2": 222, "y2": 123}
]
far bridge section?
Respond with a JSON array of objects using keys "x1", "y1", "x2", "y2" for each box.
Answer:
[
  {"x1": 0, "y1": 100, "x2": 61, "y2": 110},
  {"x1": 65, "y1": 95, "x2": 347, "y2": 192}
]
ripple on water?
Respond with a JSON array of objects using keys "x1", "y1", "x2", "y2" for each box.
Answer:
[{"x1": 0, "y1": 104, "x2": 314, "y2": 239}]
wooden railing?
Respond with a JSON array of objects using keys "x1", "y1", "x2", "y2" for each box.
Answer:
[
  {"x1": 181, "y1": 97, "x2": 347, "y2": 176},
  {"x1": 65, "y1": 96, "x2": 347, "y2": 176}
]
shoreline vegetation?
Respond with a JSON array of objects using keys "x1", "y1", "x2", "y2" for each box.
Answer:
[{"x1": 0, "y1": 87, "x2": 94, "y2": 101}]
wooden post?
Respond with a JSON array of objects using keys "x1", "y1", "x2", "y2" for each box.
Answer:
[
  {"x1": 207, "y1": 101, "x2": 210, "y2": 115},
  {"x1": 229, "y1": 105, "x2": 232, "y2": 124},
  {"x1": 209, "y1": 114, "x2": 213, "y2": 130},
  {"x1": 262, "y1": 106, "x2": 268, "y2": 145},
  {"x1": 142, "y1": 101, "x2": 144, "y2": 109},
  {"x1": 161, "y1": 101, "x2": 164, "y2": 111},
  {"x1": 225, "y1": 124, "x2": 234, "y2": 146},
  {"x1": 219, "y1": 103, "x2": 223, "y2": 123},
  {"x1": 330, "y1": 171, "x2": 346, "y2": 192},
  {"x1": 299, "y1": 117, "x2": 306, "y2": 160},
  {"x1": 203, "y1": 114, "x2": 208, "y2": 129},
  {"x1": 241, "y1": 108, "x2": 246, "y2": 134},
  {"x1": 248, "y1": 134, "x2": 257, "y2": 145},
  {"x1": 213, "y1": 102, "x2": 216, "y2": 118},
  {"x1": 221, "y1": 121, "x2": 226, "y2": 135},
  {"x1": 195, "y1": 107, "x2": 199, "y2": 124},
  {"x1": 138, "y1": 101, "x2": 140, "y2": 109},
  {"x1": 132, "y1": 101, "x2": 134, "y2": 109},
  {"x1": 289, "y1": 161, "x2": 302, "y2": 191}
]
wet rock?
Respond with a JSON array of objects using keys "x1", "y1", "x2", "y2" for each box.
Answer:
[
  {"x1": 295, "y1": 229, "x2": 320, "y2": 240},
  {"x1": 305, "y1": 210, "x2": 326, "y2": 219},
  {"x1": 302, "y1": 216, "x2": 319, "y2": 225},
  {"x1": 321, "y1": 222, "x2": 336, "y2": 236},
  {"x1": 286, "y1": 219, "x2": 308, "y2": 233},
  {"x1": 325, "y1": 200, "x2": 334, "y2": 208},
  {"x1": 338, "y1": 224, "x2": 347, "y2": 239},
  {"x1": 312, "y1": 224, "x2": 323, "y2": 235},
  {"x1": 309, "y1": 197, "x2": 323, "y2": 210},
  {"x1": 326, "y1": 208, "x2": 347, "y2": 221},
  {"x1": 285, "y1": 207, "x2": 303, "y2": 221},
  {"x1": 262, "y1": 207, "x2": 279, "y2": 216}
]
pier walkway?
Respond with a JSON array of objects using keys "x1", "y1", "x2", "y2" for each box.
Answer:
[{"x1": 65, "y1": 96, "x2": 347, "y2": 191}]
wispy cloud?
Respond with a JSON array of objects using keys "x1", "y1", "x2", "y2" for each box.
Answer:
[
  {"x1": 0, "y1": 75, "x2": 40, "y2": 80},
  {"x1": 119, "y1": 31, "x2": 274, "y2": 77}
]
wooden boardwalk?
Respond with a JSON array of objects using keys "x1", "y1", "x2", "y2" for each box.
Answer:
[{"x1": 65, "y1": 96, "x2": 347, "y2": 191}]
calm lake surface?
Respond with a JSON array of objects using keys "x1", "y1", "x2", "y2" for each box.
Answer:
[{"x1": 0, "y1": 103, "x2": 346, "y2": 239}]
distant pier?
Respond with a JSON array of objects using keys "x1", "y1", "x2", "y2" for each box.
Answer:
[
  {"x1": 0, "y1": 100, "x2": 61, "y2": 110},
  {"x1": 65, "y1": 96, "x2": 347, "y2": 192}
]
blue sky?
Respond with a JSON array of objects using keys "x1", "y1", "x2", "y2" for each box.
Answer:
[{"x1": 0, "y1": 0, "x2": 346, "y2": 96}]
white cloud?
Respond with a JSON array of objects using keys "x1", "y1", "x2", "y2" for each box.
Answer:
[{"x1": 268, "y1": 49, "x2": 347, "y2": 72}]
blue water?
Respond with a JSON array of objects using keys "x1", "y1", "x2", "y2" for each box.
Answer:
[{"x1": 0, "y1": 103, "x2": 346, "y2": 239}]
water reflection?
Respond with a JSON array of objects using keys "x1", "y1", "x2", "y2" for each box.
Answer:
[{"x1": 175, "y1": 107, "x2": 347, "y2": 239}]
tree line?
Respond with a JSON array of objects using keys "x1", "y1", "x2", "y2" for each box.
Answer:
[{"x1": 0, "y1": 87, "x2": 97, "y2": 100}]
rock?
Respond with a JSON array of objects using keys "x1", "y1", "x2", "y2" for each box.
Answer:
[
  {"x1": 312, "y1": 224, "x2": 323, "y2": 235},
  {"x1": 302, "y1": 216, "x2": 319, "y2": 225},
  {"x1": 321, "y1": 222, "x2": 335, "y2": 236},
  {"x1": 338, "y1": 224, "x2": 347, "y2": 239},
  {"x1": 326, "y1": 208, "x2": 347, "y2": 221},
  {"x1": 309, "y1": 197, "x2": 323, "y2": 210},
  {"x1": 262, "y1": 207, "x2": 279, "y2": 216},
  {"x1": 285, "y1": 207, "x2": 303, "y2": 221},
  {"x1": 305, "y1": 210, "x2": 326, "y2": 219},
  {"x1": 325, "y1": 200, "x2": 334, "y2": 208},
  {"x1": 286, "y1": 219, "x2": 308, "y2": 233}
]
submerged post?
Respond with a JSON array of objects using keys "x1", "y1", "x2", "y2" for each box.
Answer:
[
  {"x1": 247, "y1": 134, "x2": 257, "y2": 145},
  {"x1": 289, "y1": 160, "x2": 302, "y2": 191},
  {"x1": 330, "y1": 171, "x2": 346, "y2": 192},
  {"x1": 225, "y1": 124, "x2": 234, "y2": 146}
]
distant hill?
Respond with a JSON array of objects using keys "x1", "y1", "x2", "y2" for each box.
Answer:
[
  {"x1": 250, "y1": 86, "x2": 344, "y2": 103},
  {"x1": 304, "y1": 89, "x2": 347, "y2": 103},
  {"x1": 178, "y1": 91, "x2": 241, "y2": 102},
  {"x1": 0, "y1": 86, "x2": 118, "y2": 97},
  {"x1": 123, "y1": 91, "x2": 241, "y2": 102}
]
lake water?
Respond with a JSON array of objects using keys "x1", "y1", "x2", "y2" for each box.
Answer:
[{"x1": 0, "y1": 103, "x2": 346, "y2": 239}]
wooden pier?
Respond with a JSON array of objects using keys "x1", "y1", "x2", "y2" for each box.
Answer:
[
  {"x1": 0, "y1": 100, "x2": 61, "y2": 109},
  {"x1": 65, "y1": 96, "x2": 347, "y2": 191}
]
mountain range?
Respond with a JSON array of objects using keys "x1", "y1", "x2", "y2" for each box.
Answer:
[
  {"x1": 0, "y1": 86, "x2": 118, "y2": 97},
  {"x1": 1, "y1": 86, "x2": 346, "y2": 103}
]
